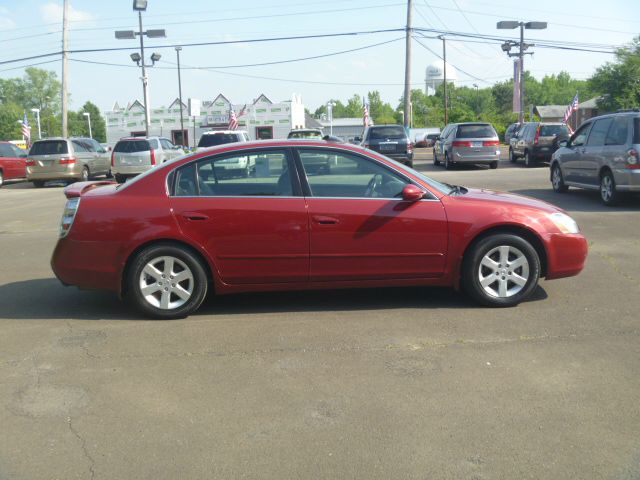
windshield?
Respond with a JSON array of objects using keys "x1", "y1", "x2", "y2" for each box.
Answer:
[
  {"x1": 198, "y1": 134, "x2": 239, "y2": 147},
  {"x1": 384, "y1": 158, "x2": 453, "y2": 194},
  {"x1": 369, "y1": 126, "x2": 406, "y2": 140},
  {"x1": 457, "y1": 124, "x2": 496, "y2": 139}
]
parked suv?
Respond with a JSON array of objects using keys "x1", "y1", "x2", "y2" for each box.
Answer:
[
  {"x1": 111, "y1": 137, "x2": 184, "y2": 183},
  {"x1": 197, "y1": 130, "x2": 249, "y2": 151},
  {"x1": 360, "y1": 124, "x2": 414, "y2": 167},
  {"x1": 433, "y1": 122, "x2": 500, "y2": 169},
  {"x1": 27, "y1": 137, "x2": 110, "y2": 187},
  {"x1": 510, "y1": 122, "x2": 571, "y2": 167},
  {"x1": 550, "y1": 110, "x2": 640, "y2": 206}
]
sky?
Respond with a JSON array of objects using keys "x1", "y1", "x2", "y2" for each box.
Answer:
[{"x1": 0, "y1": 0, "x2": 638, "y2": 114}]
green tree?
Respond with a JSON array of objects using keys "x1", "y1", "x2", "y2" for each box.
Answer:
[
  {"x1": 0, "y1": 103, "x2": 24, "y2": 140},
  {"x1": 68, "y1": 101, "x2": 106, "y2": 141},
  {"x1": 590, "y1": 36, "x2": 640, "y2": 111}
]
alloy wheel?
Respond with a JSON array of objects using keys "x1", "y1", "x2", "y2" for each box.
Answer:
[
  {"x1": 138, "y1": 255, "x2": 194, "y2": 310},
  {"x1": 477, "y1": 245, "x2": 530, "y2": 298}
]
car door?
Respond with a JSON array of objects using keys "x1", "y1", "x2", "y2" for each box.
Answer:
[
  {"x1": 88, "y1": 139, "x2": 109, "y2": 174},
  {"x1": 169, "y1": 148, "x2": 309, "y2": 284},
  {"x1": 296, "y1": 147, "x2": 448, "y2": 281},
  {"x1": 561, "y1": 123, "x2": 592, "y2": 183},
  {"x1": 71, "y1": 140, "x2": 93, "y2": 173},
  {"x1": 581, "y1": 118, "x2": 613, "y2": 186},
  {"x1": 434, "y1": 125, "x2": 449, "y2": 158},
  {"x1": 603, "y1": 115, "x2": 630, "y2": 176}
]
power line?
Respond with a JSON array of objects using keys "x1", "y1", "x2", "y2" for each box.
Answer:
[{"x1": 412, "y1": 35, "x2": 487, "y2": 83}]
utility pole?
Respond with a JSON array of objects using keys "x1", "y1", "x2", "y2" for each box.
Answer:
[
  {"x1": 518, "y1": 23, "x2": 524, "y2": 123},
  {"x1": 403, "y1": 0, "x2": 412, "y2": 129},
  {"x1": 440, "y1": 35, "x2": 448, "y2": 125},
  {"x1": 61, "y1": 0, "x2": 69, "y2": 137},
  {"x1": 175, "y1": 46, "x2": 185, "y2": 146},
  {"x1": 138, "y1": 10, "x2": 151, "y2": 136}
]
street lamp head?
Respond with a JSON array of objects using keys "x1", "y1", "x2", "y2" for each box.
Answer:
[
  {"x1": 501, "y1": 42, "x2": 512, "y2": 52},
  {"x1": 31, "y1": 108, "x2": 40, "y2": 113},
  {"x1": 150, "y1": 52, "x2": 162, "y2": 63},
  {"x1": 525, "y1": 21, "x2": 547, "y2": 30},
  {"x1": 133, "y1": 0, "x2": 148, "y2": 11},
  {"x1": 83, "y1": 112, "x2": 90, "y2": 118},
  {"x1": 115, "y1": 30, "x2": 136, "y2": 40},
  {"x1": 130, "y1": 52, "x2": 141, "y2": 63},
  {"x1": 497, "y1": 20, "x2": 519, "y2": 29},
  {"x1": 175, "y1": 46, "x2": 182, "y2": 52},
  {"x1": 146, "y1": 29, "x2": 166, "y2": 38}
]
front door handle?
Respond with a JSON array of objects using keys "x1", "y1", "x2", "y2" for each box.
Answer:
[
  {"x1": 312, "y1": 215, "x2": 339, "y2": 225},
  {"x1": 181, "y1": 212, "x2": 209, "y2": 221}
]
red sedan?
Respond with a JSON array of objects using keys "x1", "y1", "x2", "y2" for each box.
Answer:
[
  {"x1": 0, "y1": 142, "x2": 28, "y2": 187},
  {"x1": 51, "y1": 140, "x2": 588, "y2": 319}
]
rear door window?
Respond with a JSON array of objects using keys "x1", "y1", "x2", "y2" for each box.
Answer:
[
  {"x1": 540, "y1": 125, "x2": 569, "y2": 137},
  {"x1": 29, "y1": 140, "x2": 68, "y2": 155},
  {"x1": 586, "y1": 118, "x2": 613, "y2": 147},
  {"x1": 456, "y1": 124, "x2": 496, "y2": 138},
  {"x1": 605, "y1": 117, "x2": 629, "y2": 146}
]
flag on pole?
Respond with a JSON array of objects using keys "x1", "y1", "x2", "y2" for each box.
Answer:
[
  {"x1": 363, "y1": 98, "x2": 370, "y2": 127},
  {"x1": 563, "y1": 93, "x2": 579, "y2": 124},
  {"x1": 228, "y1": 107, "x2": 238, "y2": 130},
  {"x1": 21, "y1": 112, "x2": 31, "y2": 142}
]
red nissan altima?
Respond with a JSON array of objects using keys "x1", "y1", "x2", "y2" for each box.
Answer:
[{"x1": 51, "y1": 140, "x2": 588, "y2": 319}]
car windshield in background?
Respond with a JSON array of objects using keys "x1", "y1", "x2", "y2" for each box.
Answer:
[
  {"x1": 427, "y1": 134, "x2": 439, "y2": 140},
  {"x1": 540, "y1": 125, "x2": 569, "y2": 136},
  {"x1": 30, "y1": 140, "x2": 68, "y2": 155},
  {"x1": 288, "y1": 131, "x2": 323, "y2": 139},
  {"x1": 198, "y1": 134, "x2": 239, "y2": 147},
  {"x1": 369, "y1": 127, "x2": 406, "y2": 139},
  {"x1": 114, "y1": 140, "x2": 150, "y2": 153},
  {"x1": 634, "y1": 118, "x2": 640, "y2": 144},
  {"x1": 457, "y1": 125, "x2": 496, "y2": 138}
]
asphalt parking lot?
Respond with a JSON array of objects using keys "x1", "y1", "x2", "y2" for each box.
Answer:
[{"x1": 1, "y1": 149, "x2": 639, "y2": 479}]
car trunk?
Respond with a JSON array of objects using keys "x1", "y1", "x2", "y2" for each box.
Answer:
[{"x1": 28, "y1": 140, "x2": 73, "y2": 173}]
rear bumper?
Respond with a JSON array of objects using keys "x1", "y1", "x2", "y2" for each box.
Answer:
[
  {"x1": 452, "y1": 149, "x2": 500, "y2": 164},
  {"x1": 613, "y1": 168, "x2": 640, "y2": 191},
  {"x1": 112, "y1": 164, "x2": 154, "y2": 176},
  {"x1": 530, "y1": 146, "x2": 555, "y2": 160},
  {"x1": 544, "y1": 233, "x2": 588, "y2": 280},
  {"x1": 380, "y1": 152, "x2": 414, "y2": 164},
  {"x1": 27, "y1": 165, "x2": 82, "y2": 181}
]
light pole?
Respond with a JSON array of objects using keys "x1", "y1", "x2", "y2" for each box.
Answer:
[
  {"x1": 30, "y1": 108, "x2": 41, "y2": 139},
  {"x1": 83, "y1": 112, "x2": 92, "y2": 138},
  {"x1": 175, "y1": 46, "x2": 185, "y2": 146},
  {"x1": 327, "y1": 101, "x2": 335, "y2": 136},
  {"x1": 497, "y1": 20, "x2": 547, "y2": 124},
  {"x1": 115, "y1": 0, "x2": 166, "y2": 137},
  {"x1": 473, "y1": 83, "x2": 479, "y2": 118}
]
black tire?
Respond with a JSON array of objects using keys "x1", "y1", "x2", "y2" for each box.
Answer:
[
  {"x1": 433, "y1": 148, "x2": 440, "y2": 166},
  {"x1": 509, "y1": 148, "x2": 517, "y2": 163},
  {"x1": 115, "y1": 174, "x2": 126, "y2": 184},
  {"x1": 463, "y1": 233, "x2": 541, "y2": 307},
  {"x1": 524, "y1": 151, "x2": 533, "y2": 168},
  {"x1": 0, "y1": 170, "x2": 4, "y2": 188},
  {"x1": 551, "y1": 164, "x2": 568, "y2": 193},
  {"x1": 127, "y1": 243, "x2": 208, "y2": 319},
  {"x1": 489, "y1": 161, "x2": 498, "y2": 170},
  {"x1": 406, "y1": 160, "x2": 414, "y2": 169},
  {"x1": 600, "y1": 170, "x2": 621, "y2": 206},
  {"x1": 444, "y1": 153, "x2": 453, "y2": 170},
  {"x1": 33, "y1": 180, "x2": 45, "y2": 188},
  {"x1": 81, "y1": 166, "x2": 90, "y2": 182}
]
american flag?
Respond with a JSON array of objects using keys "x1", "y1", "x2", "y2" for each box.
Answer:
[
  {"x1": 228, "y1": 107, "x2": 238, "y2": 130},
  {"x1": 21, "y1": 112, "x2": 31, "y2": 142},
  {"x1": 363, "y1": 99, "x2": 370, "y2": 127},
  {"x1": 563, "y1": 93, "x2": 579, "y2": 124}
]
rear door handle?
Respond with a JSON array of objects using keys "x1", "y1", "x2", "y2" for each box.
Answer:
[
  {"x1": 312, "y1": 215, "x2": 339, "y2": 225},
  {"x1": 181, "y1": 212, "x2": 209, "y2": 221}
]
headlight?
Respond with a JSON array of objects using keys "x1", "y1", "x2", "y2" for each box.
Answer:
[{"x1": 548, "y1": 212, "x2": 580, "y2": 234}]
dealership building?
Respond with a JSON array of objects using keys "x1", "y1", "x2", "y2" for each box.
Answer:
[{"x1": 104, "y1": 93, "x2": 306, "y2": 147}]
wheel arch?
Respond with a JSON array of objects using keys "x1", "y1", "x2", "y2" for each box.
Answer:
[
  {"x1": 120, "y1": 238, "x2": 216, "y2": 298},
  {"x1": 458, "y1": 225, "x2": 548, "y2": 287}
]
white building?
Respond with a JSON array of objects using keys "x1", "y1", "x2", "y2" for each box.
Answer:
[
  {"x1": 425, "y1": 60, "x2": 457, "y2": 95},
  {"x1": 104, "y1": 93, "x2": 306, "y2": 147}
]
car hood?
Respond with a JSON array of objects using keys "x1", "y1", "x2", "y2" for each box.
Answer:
[{"x1": 454, "y1": 187, "x2": 563, "y2": 214}]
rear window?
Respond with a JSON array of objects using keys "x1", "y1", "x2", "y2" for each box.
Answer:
[
  {"x1": 540, "y1": 125, "x2": 570, "y2": 137},
  {"x1": 426, "y1": 133, "x2": 439, "y2": 140},
  {"x1": 456, "y1": 124, "x2": 496, "y2": 139},
  {"x1": 114, "y1": 140, "x2": 151, "y2": 153},
  {"x1": 634, "y1": 118, "x2": 640, "y2": 144},
  {"x1": 288, "y1": 130, "x2": 323, "y2": 139},
  {"x1": 369, "y1": 126, "x2": 407, "y2": 140},
  {"x1": 198, "y1": 133, "x2": 239, "y2": 147},
  {"x1": 29, "y1": 140, "x2": 68, "y2": 155}
]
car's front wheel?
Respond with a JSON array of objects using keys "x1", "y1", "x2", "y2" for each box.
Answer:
[
  {"x1": 463, "y1": 234, "x2": 540, "y2": 307},
  {"x1": 127, "y1": 244, "x2": 208, "y2": 319}
]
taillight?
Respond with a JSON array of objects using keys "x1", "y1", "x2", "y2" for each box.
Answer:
[
  {"x1": 452, "y1": 141, "x2": 472, "y2": 147},
  {"x1": 59, "y1": 197, "x2": 80, "y2": 238},
  {"x1": 407, "y1": 142, "x2": 414, "y2": 153},
  {"x1": 111, "y1": 150, "x2": 116, "y2": 167},
  {"x1": 483, "y1": 140, "x2": 500, "y2": 147},
  {"x1": 626, "y1": 149, "x2": 639, "y2": 169},
  {"x1": 150, "y1": 149, "x2": 156, "y2": 165},
  {"x1": 364, "y1": 143, "x2": 370, "y2": 149},
  {"x1": 59, "y1": 158, "x2": 76, "y2": 165},
  {"x1": 25, "y1": 158, "x2": 35, "y2": 167},
  {"x1": 534, "y1": 126, "x2": 541, "y2": 145}
]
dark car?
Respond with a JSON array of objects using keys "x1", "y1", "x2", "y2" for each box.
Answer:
[
  {"x1": 51, "y1": 140, "x2": 587, "y2": 319},
  {"x1": 504, "y1": 123, "x2": 522, "y2": 144},
  {"x1": 360, "y1": 124, "x2": 414, "y2": 167},
  {"x1": 510, "y1": 122, "x2": 571, "y2": 167},
  {"x1": 0, "y1": 142, "x2": 28, "y2": 187}
]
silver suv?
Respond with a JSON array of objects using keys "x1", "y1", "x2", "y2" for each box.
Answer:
[
  {"x1": 27, "y1": 137, "x2": 110, "y2": 188},
  {"x1": 550, "y1": 111, "x2": 640, "y2": 206},
  {"x1": 112, "y1": 136, "x2": 184, "y2": 183},
  {"x1": 433, "y1": 122, "x2": 500, "y2": 169}
]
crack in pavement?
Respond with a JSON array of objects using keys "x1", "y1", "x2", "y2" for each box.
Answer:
[{"x1": 67, "y1": 416, "x2": 96, "y2": 480}]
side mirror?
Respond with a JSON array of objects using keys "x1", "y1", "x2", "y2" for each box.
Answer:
[{"x1": 401, "y1": 184, "x2": 425, "y2": 202}]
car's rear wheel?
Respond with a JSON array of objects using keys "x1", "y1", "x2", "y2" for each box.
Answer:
[
  {"x1": 551, "y1": 164, "x2": 568, "y2": 193},
  {"x1": 127, "y1": 244, "x2": 208, "y2": 319},
  {"x1": 463, "y1": 234, "x2": 540, "y2": 307},
  {"x1": 444, "y1": 153, "x2": 453, "y2": 170},
  {"x1": 433, "y1": 149, "x2": 440, "y2": 165},
  {"x1": 600, "y1": 170, "x2": 620, "y2": 206},
  {"x1": 115, "y1": 174, "x2": 126, "y2": 184},
  {"x1": 524, "y1": 151, "x2": 533, "y2": 168},
  {"x1": 509, "y1": 148, "x2": 517, "y2": 163},
  {"x1": 406, "y1": 160, "x2": 414, "y2": 168},
  {"x1": 0, "y1": 170, "x2": 4, "y2": 188},
  {"x1": 489, "y1": 161, "x2": 498, "y2": 169},
  {"x1": 33, "y1": 180, "x2": 45, "y2": 188},
  {"x1": 81, "y1": 166, "x2": 89, "y2": 182}
]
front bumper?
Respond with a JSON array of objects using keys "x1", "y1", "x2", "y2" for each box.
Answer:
[{"x1": 544, "y1": 233, "x2": 588, "y2": 280}]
